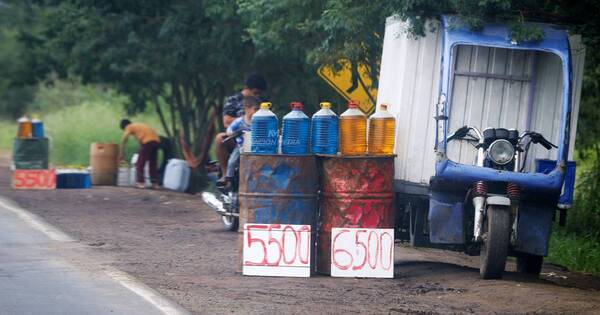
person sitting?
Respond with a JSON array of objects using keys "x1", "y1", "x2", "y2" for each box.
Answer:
[
  {"x1": 215, "y1": 74, "x2": 267, "y2": 181},
  {"x1": 118, "y1": 119, "x2": 160, "y2": 189},
  {"x1": 217, "y1": 96, "x2": 260, "y2": 188}
]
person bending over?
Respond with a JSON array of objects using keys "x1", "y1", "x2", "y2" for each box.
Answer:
[{"x1": 118, "y1": 119, "x2": 160, "y2": 189}]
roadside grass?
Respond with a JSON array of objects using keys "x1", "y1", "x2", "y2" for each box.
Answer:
[
  {"x1": 45, "y1": 102, "x2": 153, "y2": 166},
  {"x1": 2, "y1": 80, "x2": 166, "y2": 166},
  {"x1": 0, "y1": 119, "x2": 16, "y2": 150},
  {"x1": 547, "y1": 227, "x2": 600, "y2": 276}
]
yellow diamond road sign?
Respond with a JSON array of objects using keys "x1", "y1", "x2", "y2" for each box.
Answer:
[{"x1": 317, "y1": 61, "x2": 378, "y2": 115}]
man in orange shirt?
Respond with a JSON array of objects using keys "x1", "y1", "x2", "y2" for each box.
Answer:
[{"x1": 118, "y1": 119, "x2": 160, "y2": 188}]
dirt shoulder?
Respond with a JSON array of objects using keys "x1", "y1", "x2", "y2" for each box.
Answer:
[{"x1": 1, "y1": 156, "x2": 599, "y2": 314}]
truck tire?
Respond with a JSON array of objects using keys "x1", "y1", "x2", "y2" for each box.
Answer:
[
  {"x1": 517, "y1": 254, "x2": 543, "y2": 275},
  {"x1": 480, "y1": 205, "x2": 510, "y2": 279}
]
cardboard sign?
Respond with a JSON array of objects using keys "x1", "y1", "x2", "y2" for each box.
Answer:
[
  {"x1": 243, "y1": 224, "x2": 311, "y2": 277},
  {"x1": 12, "y1": 169, "x2": 56, "y2": 190},
  {"x1": 330, "y1": 228, "x2": 394, "y2": 278}
]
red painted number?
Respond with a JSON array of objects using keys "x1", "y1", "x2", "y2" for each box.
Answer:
[
  {"x1": 331, "y1": 229, "x2": 394, "y2": 272},
  {"x1": 243, "y1": 224, "x2": 311, "y2": 267}
]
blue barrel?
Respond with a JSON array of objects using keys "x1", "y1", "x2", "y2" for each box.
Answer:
[
  {"x1": 239, "y1": 153, "x2": 318, "y2": 270},
  {"x1": 282, "y1": 102, "x2": 310, "y2": 154}
]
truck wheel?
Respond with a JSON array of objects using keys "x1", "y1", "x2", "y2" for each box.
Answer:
[
  {"x1": 480, "y1": 205, "x2": 510, "y2": 279},
  {"x1": 517, "y1": 254, "x2": 543, "y2": 275},
  {"x1": 222, "y1": 216, "x2": 239, "y2": 231}
]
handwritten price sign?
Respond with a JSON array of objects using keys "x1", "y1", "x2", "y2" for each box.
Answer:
[
  {"x1": 12, "y1": 169, "x2": 56, "y2": 190},
  {"x1": 331, "y1": 228, "x2": 394, "y2": 278},
  {"x1": 243, "y1": 224, "x2": 312, "y2": 277}
]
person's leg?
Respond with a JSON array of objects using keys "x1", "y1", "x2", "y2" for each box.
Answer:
[
  {"x1": 148, "y1": 141, "x2": 159, "y2": 186},
  {"x1": 226, "y1": 147, "x2": 240, "y2": 179},
  {"x1": 136, "y1": 144, "x2": 148, "y2": 186},
  {"x1": 215, "y1": 132, "x2": 235, "y2": 179}
]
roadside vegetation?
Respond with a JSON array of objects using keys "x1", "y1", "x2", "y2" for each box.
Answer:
[
  {"x1": 0, "y1": 80, "x2": 164, "y2": 165},
  {"x1": 1, "y1": 1, "x2": 599, "y2": 276}
]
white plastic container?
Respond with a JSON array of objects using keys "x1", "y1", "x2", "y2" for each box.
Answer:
[
  {"x1": 117, "y1": 167, "x2": 130, "y2": 187},
  {"x1": 129, "y1": 154, "x2": 151, "y2": 187},
  {"x1": 163, "y1": 159, "x2": 191, "y2": 192}
]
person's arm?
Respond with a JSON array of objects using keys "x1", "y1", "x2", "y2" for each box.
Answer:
[{"x1": 118, "y1": 129, "x2": 131, "y2": 162}]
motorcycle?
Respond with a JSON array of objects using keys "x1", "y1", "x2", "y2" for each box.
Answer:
[
  {"x1": 201, "y1": 130, "x2": 243, "y2": 231},
  {"x1": 444, "y1": 125, "x2": 557, "y2": 278}
]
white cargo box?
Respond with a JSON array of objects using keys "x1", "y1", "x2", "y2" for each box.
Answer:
[{"x1": 377, "y1": 16, "x2": 585, "y2": 195}]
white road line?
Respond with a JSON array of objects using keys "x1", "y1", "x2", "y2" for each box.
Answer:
[
  {"x1": 0, "y1": 196, "x2": 190, "y2": 315},
  {"x1": 0, "y1": 197, "x2": 74, "y2": 242},
  {"x1": 103, "y1": 268, "x2": 191, "y2": 315}
]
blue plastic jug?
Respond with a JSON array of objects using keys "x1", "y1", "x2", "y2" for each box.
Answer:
[
  {"x1": 311, "y1": 102, "x2": 339, "y2": 155},
  {"x1": 282, "y1": 102, "x2": 310, "y2": 154},
  {"x1": 31, "y1": 118, "x2": 44, "y2": 138},
  {"x1": 251, "y1": 102, "x2": 279, "y2": 154}
]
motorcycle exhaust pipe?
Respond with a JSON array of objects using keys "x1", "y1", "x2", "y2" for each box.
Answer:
[{"x1": 201, "y1": 191, "x2": 226, "y2": 213}]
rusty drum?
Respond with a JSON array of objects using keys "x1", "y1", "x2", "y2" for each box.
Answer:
[
  {"x1": 238, "y1": 153, "x2": 319, "y2": 270},
  {"x1": 90, "y1": 143, "x2": 119, "y2": 186},
  {"x1": 316, "y1": 155, "x2": 395, "y2": 274}
]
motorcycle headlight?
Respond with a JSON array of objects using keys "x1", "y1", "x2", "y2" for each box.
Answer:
[{"x1": 488, "y1": 139, "x2": 515, "y2": 165}]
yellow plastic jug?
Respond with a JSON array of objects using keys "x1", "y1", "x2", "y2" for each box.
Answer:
[
  {"x1": 368, "y1": 103, "x2": 396, "y2": 155},
  {"x1": 339, "y1": 100, "x2": 367, "y2": 155}
]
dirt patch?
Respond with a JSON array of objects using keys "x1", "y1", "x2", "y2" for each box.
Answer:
[{"x1": 1, "y1": 155, "x2": 599, "y2": 314}]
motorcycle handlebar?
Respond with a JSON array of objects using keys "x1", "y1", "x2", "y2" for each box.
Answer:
[{"x1": 222, "y1": 130, "x2": 244, "y2": 144}]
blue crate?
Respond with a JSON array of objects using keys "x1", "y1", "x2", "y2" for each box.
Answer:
[
  {"x1": 535, "y1": 159, "x2": 576, "y2": 208},
  {"x1": 56, "y1": 171, "x2": 92, "y2": 189}
]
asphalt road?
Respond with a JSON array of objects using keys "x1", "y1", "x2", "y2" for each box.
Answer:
[{"x1": 0, "y1": 197, "x2": 188, "y2": 315}]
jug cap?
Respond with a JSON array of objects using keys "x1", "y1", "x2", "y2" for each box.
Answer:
[
  {"x1": 290, "y1": 102, "x2": 304, "y2": 110},
  {"x1": 320, "y1": 102, "x2": 332, "y2": 109},
  {"x1": 348, "y1": 100, "x2": 360, "y2": 109},
  {"x1": 379, "y1": 103, "x2": 389, "y2": 111},
  {"x1": 260, "y1": 102, "x2": 272, "y2": 109}
]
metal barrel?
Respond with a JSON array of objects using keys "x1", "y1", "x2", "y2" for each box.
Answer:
[
  {"x1": 90, "y1": 143, "x2": 119, "y2": 185},
  {"x1": 316, "y1": 155, "x2": 395, "y2": 275},
  {"x1": 238, "y1": 153, "x2": 319, "y2": 271}
]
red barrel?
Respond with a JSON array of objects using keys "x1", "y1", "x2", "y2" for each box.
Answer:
[{"x1": 316, "y1": 155, "x2": 395, "y2": 274}]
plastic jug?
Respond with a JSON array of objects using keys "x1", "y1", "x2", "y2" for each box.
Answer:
[
  {"x1": 163, "y1": 159, "x2": 191, "y2": 192},
  {"x1": 311, "y1": 102, "x2": 339, "y2": 155},
  {"x1": 251, "y1": 102, "x2": 278, "y2": 154},
  {"x1": 282, "y1": 102, "x2": 310, "y2": 154},
  {"x1": 17, "y1": 116, "x2": 32, "y2": 138},
  {"x1": 368, "y1": 103, "x2": 396, "y2": 155},
  {"x1": 31, "y1": 117, "x2": 45, "y2": 138},
  {"x1": 339, "y1": 100, "x2": 367, "y2": 155}
]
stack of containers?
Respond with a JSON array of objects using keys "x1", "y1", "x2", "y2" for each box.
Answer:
[
  {"x1": 239, "y1": 99, "x2": 397, "y2": 274},
  {"x1": 12, "y1": 115, "x2": 55, "y2": 190},
  {"x1": 13, "y1": 116, "x2": 49, "y2": 170},
  {"x1": 316, "y1": 100, "x2": 397, "y2": 275},
  {"x1": 241, "y1": 102, "x2": 318, "y2": 272}
]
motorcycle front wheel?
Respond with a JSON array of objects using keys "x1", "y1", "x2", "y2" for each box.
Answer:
[
  {"x1": 480, "y1": 205, "x2": 510, "y2": 279},
  {"x1": 221, "y1": 215, "x2": 239, "y2": 231}
]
